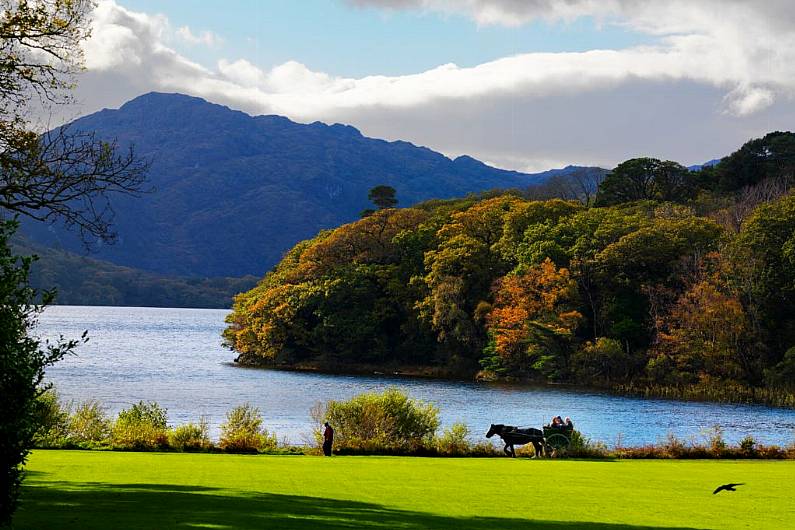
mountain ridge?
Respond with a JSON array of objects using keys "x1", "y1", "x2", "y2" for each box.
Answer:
[{"x1": 22, "y1": 92, "x2": 605, "y2": 277}]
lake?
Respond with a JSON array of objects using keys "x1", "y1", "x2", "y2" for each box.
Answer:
[{"x1": 36, "y1": 305, "x2": 795, "y2": 447}]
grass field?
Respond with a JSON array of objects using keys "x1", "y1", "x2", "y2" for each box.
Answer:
[{"x1": 12, "y1": 451, "x2": 795, "y2": 529}]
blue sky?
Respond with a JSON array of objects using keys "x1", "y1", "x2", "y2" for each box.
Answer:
[
  {"x1": 121, "y1": 0, "x2": 652, "y2": 77},
  {"x1": 76, "y1": 1, "x2": 795, "y2": 171}
]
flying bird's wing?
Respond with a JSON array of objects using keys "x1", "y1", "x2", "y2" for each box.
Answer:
[{"x1": 713, "y1": 483, "x2": 745, "y2": 494}]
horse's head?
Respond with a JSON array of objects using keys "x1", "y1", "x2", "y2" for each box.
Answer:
[{"x1": 485, "y1": 424, "x2": 503, "y2": 438}]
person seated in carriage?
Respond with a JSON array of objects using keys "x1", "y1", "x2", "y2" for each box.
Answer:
[{"x1": 548, "y1": 416, "x2": 574, "y2": 429}]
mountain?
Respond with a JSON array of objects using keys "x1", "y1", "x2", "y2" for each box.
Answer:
[
  {"x1": 12, "y1": 235, "x2": 257, "y2": 308},
  {"x1": 22, "y1": 92, "x2": 600, "y2": 277},
  {"x1": 687, "y1": 159, "x2": 721, "y2": 171}
]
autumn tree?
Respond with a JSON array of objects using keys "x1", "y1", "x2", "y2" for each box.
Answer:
[
  {"x1": 419, "y1": 196, "x2": 519, "y2": 358},
  {"x1": 481, "y1": 259, "x2": 581, "y2": 378},
  {"x1": 648, "y1": 277, "x2": 755, "y2": 386}
]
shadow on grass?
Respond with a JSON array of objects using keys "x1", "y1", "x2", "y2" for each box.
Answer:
[{"x1": 14, "y1": 480, "x2": 701, "y2": 530}]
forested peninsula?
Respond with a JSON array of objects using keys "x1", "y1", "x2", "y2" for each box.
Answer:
[{"x1": 224, "y1": 132, "x2": 795, "y2": 405}]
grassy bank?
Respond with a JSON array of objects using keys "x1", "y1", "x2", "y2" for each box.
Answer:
[{"x1": 14, "y1": 450, "x2": 795, "y2": 529}]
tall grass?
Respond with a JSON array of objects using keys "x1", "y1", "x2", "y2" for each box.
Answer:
[{"x1": 612, "y1": 382, "x2": 795, "y2": 408}]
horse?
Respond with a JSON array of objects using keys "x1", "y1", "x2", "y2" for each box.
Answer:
[{"x1": 486, "y1": 424, "x2": 544, "y2": 458}]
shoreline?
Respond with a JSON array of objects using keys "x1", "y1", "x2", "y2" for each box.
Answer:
[{"x1": 231, "y1": 358, "x2": 795, "y2": 409}]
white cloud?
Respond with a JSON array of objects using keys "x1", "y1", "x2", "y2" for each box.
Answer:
[
  {"x1": 175, "y1": 25, "x2": 224, "y2": 48},
  {"x1": 73, "y1": 0, "x2": 795, "y2": 170}
]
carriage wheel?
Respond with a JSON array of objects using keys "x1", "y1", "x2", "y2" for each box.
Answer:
[{"x1": 545, "y1": 433, "x2": 571, "y2": 456}]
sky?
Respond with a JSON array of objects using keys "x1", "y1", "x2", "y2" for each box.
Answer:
[{"x1": 70, "y1": 0, "x2": 795, "y2": 172}]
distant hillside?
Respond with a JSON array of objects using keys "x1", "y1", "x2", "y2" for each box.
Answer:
[
  {"x1": 21, "y1": 92, "x2": 602, "y2": 277},
  {"x1": 13, "y1": 236, "x2": 257, "y2": 308}
]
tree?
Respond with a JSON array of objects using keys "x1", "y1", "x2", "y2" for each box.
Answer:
[
  {"x1": 0, "y1": 1, "x2": 147, "y2": 522},
  {"x1": 1, "y1": 220, "x2": 84, "y2": 523},
  {"x1": 368, "y1": 185, "x2": 398, "y2": 210},
  {"x1": 482, "y1": 259, "x2": 581, "y2": 378},
  {"x1": 0, "y1": 0, "x2": 148, "y2": 242},
  {"x1": 595, "y1": 158, "x2": 692, "y2": 206},
  {"x1": 712, "y1": 131, "x2": 795, "y2": 192}
]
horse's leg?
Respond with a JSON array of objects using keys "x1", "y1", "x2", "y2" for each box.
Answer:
[
  {"x1": 510, "y1": 444, "x2": 516, "y2": 458},
  {"x1": 503, "y1": 442, "x2": 511, "y2": 457}
]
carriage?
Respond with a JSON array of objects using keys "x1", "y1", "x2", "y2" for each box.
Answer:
[
  {"x1": 486, "y1": 422, "x2": 574, "y2": 457},
  {"x1": 542, "y1": 424, "x2": 574, "y2": 452}
]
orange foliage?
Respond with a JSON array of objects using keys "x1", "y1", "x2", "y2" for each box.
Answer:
[{"x1": 486, "y1": 259, "x2": 581, "y2": 360}]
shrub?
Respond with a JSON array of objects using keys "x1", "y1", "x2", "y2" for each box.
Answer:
[
  {"x1": 32, "y1": 389, "x2": 71, "y2": 448},
  {"x1": 703, "y1": 425, "x2": 727, "y2": 457},
  {"x1": 661, "y1": 433, "x2": 687, "y2": 458},
  {"x1": 319, "y1": 388, "x2": 440, "y2": 453},
  {"x1": 69, "y1": 400, "x2": 111, "y2": 446},
  {"x1": 434, "y1": 423, "x2": 471, "y2": 456},
  {"x1": 219, "y1": 404, "x2": 277, "y2": 453},
  {"x1": 168, "y1": 419, "x2": 211, "y2": 451},
  {"x1": 111, "y1": 401, "x2": 168, "y2": 450},
  {"x1": 738, "y1": 435, "x2": 756, "y2": 457}
]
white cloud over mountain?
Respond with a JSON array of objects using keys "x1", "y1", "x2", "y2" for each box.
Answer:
[{"x1": 74, "y1": 0, "x2": 795, "y2": 171}]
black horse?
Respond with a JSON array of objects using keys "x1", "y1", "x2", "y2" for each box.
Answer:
[{"x1": 486, "y1": 424, "x2": 544, "y2": 458}]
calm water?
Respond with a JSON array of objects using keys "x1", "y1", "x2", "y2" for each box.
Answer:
[{"x1": 36, "y1": 305, "x2": 795, "y2": 447}]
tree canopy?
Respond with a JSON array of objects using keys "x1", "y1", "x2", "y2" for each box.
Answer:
[{"x1": 227, "y1": 129, "x2": 795, "y2": 405}]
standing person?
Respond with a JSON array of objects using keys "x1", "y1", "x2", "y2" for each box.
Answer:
[{"x1": 322, "y1": 422, "x2": 334, "y2": 456}]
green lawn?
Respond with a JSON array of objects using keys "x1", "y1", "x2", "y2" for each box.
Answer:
[{"x1": 13, "y1": 451, "x2": 795, "y2": 529}]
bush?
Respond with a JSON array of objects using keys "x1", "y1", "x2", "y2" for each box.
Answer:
[
  {"x1": 168, "y1": 419, "x2": 211, "y2": 451},
  {"x1": 738, "y1": 435, "x2": 757, "y2": 457},
  {"x1": 31, "y1": 389, "x2": 71, "y2": 448},
  {"x1": 703, "y1": 425, "x2": 727, "y2": 457},
  {"x1": 69, "y1": 400, "x2": 111, "y2": 446},
  {"x1": 434, "y1": 423, "x2": 471, "y2": 456},
  {"x1": 219, "y1": 404, "x2": 277, "y2": 453},
  {"x1": 111, "y1": 401, "x2": 168, "y2": 450},
  {"x1": 319, "y1": 388, "x2": 440, "y2": 453}
]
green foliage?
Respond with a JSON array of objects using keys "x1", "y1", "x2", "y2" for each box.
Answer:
[
  {"x1": 31, "y1": 389, "x2": 71, "y2": 448},
  {"x1": 168, "y1": 420, "x2": 211, "y2": 451},
  {"x1": 68, "y1": 400, "x2": 111, "y2": 446},
  {"x1": 0, "y1": 220, "x2": 84, "y2": 524},
  {"x1": 595, "y1": 158, "x2": 693, "y2": 206},
  {"x1": 571, "y1": 338, "x2": 632, "y2": 383},
  {"x1": 320, "y1": 388, "x2": 440, "y2": 453},
  {"x1": 766, "y1": 346, "x2": 795, "y2": 389},
  {"x1": 219, "y1": 404, "x2": 277, "y2": 453},
  {"x1": 433, "y1": 422, "x2": 471, "y2": 456},
  {"x1": 111, "y1": 401, "x2": 169, "y2": 450},
  {"x1": 711, "y1": 131, "x2": 795, "y2": 191}
]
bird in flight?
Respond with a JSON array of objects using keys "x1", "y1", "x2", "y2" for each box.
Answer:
[{"x1": 713, "y1": 483, "x2": 745, "y2": 494}]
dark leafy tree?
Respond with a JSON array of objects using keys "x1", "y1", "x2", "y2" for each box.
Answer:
[
  {"x1": 0, "y1": 1, "x2": 147, "y2": 523},
  {"x1": 596, "y1": 158, "x2": 692, "y2": 206},
  {"x1": 0, "y1": 220, "x2": 85, "y2": 524},
  {"x1": 368, "y1": 185, "x2": 398, "y2": 210},
  {"x1": 712, "y1": 131, "x2": 795, "y2": 192}
]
